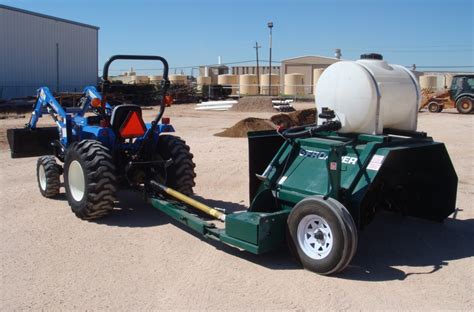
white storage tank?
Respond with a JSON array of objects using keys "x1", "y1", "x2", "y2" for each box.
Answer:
[
  {"x1": 284, "y1": 73, "x2": 305, "y2": 95},
  {"x1": 197, "y1": 76, "x2": 211, "y2": 85},
  {"x1": 218, "y1": 74, "x2": 239, "y2": 95},
  {"x1": 444, "y1": 74, "x2": 453, "y2": 89},
  {"x1": 419, "y1": 75, "x2": 438, "y2": 90},
  {"x1": 148, "y1": 75, "x2": 163, "y2": 85},
  {"x1": 197, "y1": 76, "x2": 211, "y2": 91},
  {"x1": 169, "y1": 74, "x2": 187, "y2": 85},
  {"x1": 129, "y1": 75, "x2": 149, "y2": 84},
  {"x1": 316, "y1": 53, "x2": 420, "y2": 135},
  {"x1": 260, "y1": 74, "x2": 280, "y2": 96},
  {"x1": 239, "y1": 74, "x2": 258, "y2": 95},
  {"x1": 313, "y1": 68, "x2": 325, "y2": 95}
]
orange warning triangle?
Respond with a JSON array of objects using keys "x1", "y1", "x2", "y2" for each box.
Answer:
[{"x1": 119, "y1": 111, "x2": 146, "y2": 138}]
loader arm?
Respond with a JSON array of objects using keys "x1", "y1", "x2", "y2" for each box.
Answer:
[{"x1": 28, "y1": 87, "x2": 67, "y2": 130}]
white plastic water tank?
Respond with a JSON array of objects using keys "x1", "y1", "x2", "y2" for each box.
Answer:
[{"x1": 316, "y1": 54, "x2": 420, "y2": 134}]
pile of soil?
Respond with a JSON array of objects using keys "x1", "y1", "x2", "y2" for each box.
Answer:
[
  {"x1": 216, "y1": 108, "x2": 317, "y2": 138},
  {"x1": 230, "y1": 96, "x2": 275, "y2": 112},
  {"x1": 215, "y1": 117, "x2": 274, "y2": 137},
  {"x1": 290, "y1": 108, "x2": 317, "y2": 124},
  {"x1": 270, "y1": 108, "x2": 317, "y2": 128}
]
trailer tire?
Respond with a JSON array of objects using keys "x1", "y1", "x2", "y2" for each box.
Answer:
[
  {"x1": 287, "y1": 196, "x2": 356, "y2": 275},
  {"x1": 157, "y1": 135, "x2": 196, "y2": 195},
  {"x1": 456, "y1": 96, "x2": 473, "y2": 114},
  {"x1": 64, "y1": 140, "x2": 117, "y2": 220},
  {"x1": 325, "y1": 197, "x2": 358, "y2": 273},
  {"x1": 36, "y1": 156, "x2": 61, "y2": 198}
]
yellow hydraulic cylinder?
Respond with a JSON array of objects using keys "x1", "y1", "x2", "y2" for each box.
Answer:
[{"x1": 151, "y1": 181, "x2": 226, "y2": 222}]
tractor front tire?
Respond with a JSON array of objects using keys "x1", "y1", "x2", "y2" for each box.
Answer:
[
  {"x1": 428, "y1": 102, "x2": 441, "y2": 113},
  {"x1": 64, "y1": 140, "x2": 117, "y2": 220},
  {"x1": 36, "y1": 156, "x2": 61, "y2": 198},
  {"x1": 287, "y1": 196, "x2": 357, "y2": 275},
  {"x1": 456, "y1": 96, "x2": 473, "y2": 114},
  {"x1": 157, "y1": 135, "x2": 196, "y2": 195}
]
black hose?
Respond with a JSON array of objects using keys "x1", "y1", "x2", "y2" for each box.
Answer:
[{"x1": 281, "y1": 121, "x2": 342, "y2": 139}]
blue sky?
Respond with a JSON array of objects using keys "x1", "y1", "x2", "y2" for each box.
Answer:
[{"x1": 3, "y1": 0, "x2": 473, "y2": 75}]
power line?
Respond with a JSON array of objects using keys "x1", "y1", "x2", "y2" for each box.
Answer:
[
  {"x1": 412, "y1": 65, "x2": 474, "y2": 68},
  {"x1": 98, "y1": 59, "x2": 474, "y2": 73}
]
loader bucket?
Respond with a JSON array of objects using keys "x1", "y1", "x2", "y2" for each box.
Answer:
[
  {"x1": 372, "y1": 142, "x2": 458, "y2": 222},
  {"x1": 7, "y1": 127, "x2": 58, "y2": 158},
  {"x1": 248, "y1": 130, "x2": 284, "y2": 202}
]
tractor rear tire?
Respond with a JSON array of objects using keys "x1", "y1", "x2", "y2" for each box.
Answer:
[
  {"x1": 157, "y1": 135, "x2": 196, "y2": 196},
  {"x1": 287, "y1": 196, "x2": 357, "y2": 275},
  {"x1": 64, "y1": 140, "x2": 117, "y2": 220},
  {"x1": 456, "y1": 96, "x2": 473, "y2": 114},
  {"x1": 428, "y1": 102, "x2": 441, "y2": 113},
  {"x1": 36, "y1": 156, "x2": 61, "y2": 198}
]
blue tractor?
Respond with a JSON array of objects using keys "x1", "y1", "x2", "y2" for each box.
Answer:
[{"x1": 7, "y1": 55, "x2": 196, "y2": 219}]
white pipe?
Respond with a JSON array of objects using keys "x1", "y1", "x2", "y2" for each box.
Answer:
[
  {"x1": 195, "y1": 106, "x2": 232, "y2": 111},
  {"x1": 196, "y1": 100, "x2": 238, "y2": 106}
]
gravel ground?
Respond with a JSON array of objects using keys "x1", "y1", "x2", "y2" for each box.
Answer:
[{"x1": 0, "y1": 103, "x2": 472, "y2": 310}]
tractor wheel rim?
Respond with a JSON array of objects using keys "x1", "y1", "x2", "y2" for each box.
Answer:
[
  {"x1": 68, "y1": 160, "x2": 85, "y2": 202},
  {"x1": 39, "y1": 164, "x2": 46, "y2": 191},
  {"x1": 297, "y1": 214, "x2": 333, "y2": 260},
  {"x1": 462, "y1": 101, "x2": 469, "y2": 109}
]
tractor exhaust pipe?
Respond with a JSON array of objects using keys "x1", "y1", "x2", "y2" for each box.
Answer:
[{"x1": 150, "y1": 181, "x2": 226, "y2": 222}]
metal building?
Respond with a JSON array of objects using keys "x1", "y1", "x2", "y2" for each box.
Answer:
[
  {"x1": 0, "y1": 5, "x2": 99, "y2": 99},
  {"x1": 281, "y1": 55, "x2": 340, "y2": 94},
  {"x1": 231, "y1": 66, "x2": 280, "y2": 75}
]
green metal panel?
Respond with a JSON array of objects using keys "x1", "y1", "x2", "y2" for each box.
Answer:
[
  {"x1": 219, "y1": 233, "x2": 259, "y2": 254},
  {"x1": 225, "y1": 212, "x2": 260, "y2": 245},
  {"x1": 255, "y1": 131, "x2": 457, "y2": 228},
  {"x1": 225, "y1": 210, "x2": 289, "y2": 254}
]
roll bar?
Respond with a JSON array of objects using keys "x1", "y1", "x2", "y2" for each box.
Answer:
[
  {"x1": 100, "y1": 54, "x2": 171, "y2": 160},
  {"x1": 102, "y1": 54, "x2": 169, "y2": 82}
]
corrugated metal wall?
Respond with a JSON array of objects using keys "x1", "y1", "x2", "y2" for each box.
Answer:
[{"x1": 0, "y1": 7, "x2": 98, "y2": 99}]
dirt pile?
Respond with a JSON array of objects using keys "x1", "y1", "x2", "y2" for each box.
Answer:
[
  {"x1": 231, "y1": 96, "x2": 274, "y2": 112},
  {"x1": 216, "y1": 108, "x2": 317, "y2": 138},
  {"x1": 289, "y1": 108, "x2": 317, "y2": 124},
  {"x1": 270, "y1": 109, "x2": 317, "y2": 128},
  {"x1": 215, "y1": 117, "x2": 275, "y2": 137}
]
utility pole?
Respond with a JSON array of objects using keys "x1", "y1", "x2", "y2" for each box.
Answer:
[
  {"x1": 267, "y1": 22, "x2": 273, "y2": 96},
  {"x1": 253, "y1": 41, "x2": 261, "y2": 94}
]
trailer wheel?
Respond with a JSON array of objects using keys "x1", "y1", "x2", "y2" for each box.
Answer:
[
  {"x1": 456, "y1": 97, "x2": 473, "y2": 114},
  {"x1": 157, "y1": 135, "x2": 196, "y2": 195},
  {"x1": 36, "y1": 156, "x2": 61, "y2": 198},
  {"x1": 64, "y1": 140, "x2": 117, "y2": 220},
  {"x1": 287, "y1": 196, "x2": 357, "y2": 275},
  {"x1": 428, "y1": 102, "x2": 441, "y2": 113}
]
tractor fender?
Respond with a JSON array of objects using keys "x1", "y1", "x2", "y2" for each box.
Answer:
[
  {"x1": 79, "y1": 126, "x2": 116, "y2": 148},
  {"x1": 454, "y1": 93, "x2": 474, "y2": 101},
  {"x1": 148, "y1": 123, "x2": 175, "y2": 144}
]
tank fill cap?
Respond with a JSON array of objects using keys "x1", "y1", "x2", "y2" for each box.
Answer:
[{"x1": 360, "y1": 53, "x2": 383, "y2": 60}]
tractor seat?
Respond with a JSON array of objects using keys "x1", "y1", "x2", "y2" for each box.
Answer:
[{"x1": 110, "y1": 104, "x2": 145, "y2": 136}]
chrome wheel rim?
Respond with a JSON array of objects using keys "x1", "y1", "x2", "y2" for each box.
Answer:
[
  {"x1": 297, "y1": 214, "x2": 333, "y2": 260},
  {"x1": 39, "y1": 164, "x2": 46, "y2": 191},
  {"x1": 68, "y1": 160, "x2": 85, "y2": 202}
]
